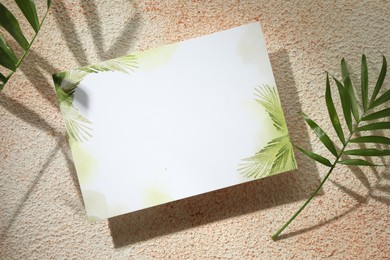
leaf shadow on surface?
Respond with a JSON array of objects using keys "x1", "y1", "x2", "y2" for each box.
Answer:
[
  {"x1": 0, "y1": 93, "x2": 81, "y2": 240},
  {"x1": 19, "y1": 50, "x2": 60, "y2": 109},
  {"x1": 53, "y1": 0, "x2": 141, "y2": 66},
  {"x1": 108, "y1": 49, "x2": 321, "y2": 247},
  {"x1": 1, "y1": 0, "x2": 140, "y2": 239}
]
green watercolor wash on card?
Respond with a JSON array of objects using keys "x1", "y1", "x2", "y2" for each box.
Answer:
[
  {"x1": 142, "y1": 187, "x2": 172, "y2": 208},
  {"x1": 69, "y1": 137, "x2": 98, "y2": 184},
  {"x1": 135, "y1": 43, "x2": 179, "y2": 70},
  {"x1": 82, "y1": 190, "x2": 109, "y2": 221}
]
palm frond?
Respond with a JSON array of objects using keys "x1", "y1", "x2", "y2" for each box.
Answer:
[
  {"x1": 298, "y1": 54, "x2": 390, "y2": 166},
  {"x1": 273, "y1": 54, "x2": 390, "y2": 240},
  {"x1": 0, "y1": 1, "x2": 51, "y2": 91},
  {"x1": 54, "y1": 55, "x2": 138, "y2": 142}
]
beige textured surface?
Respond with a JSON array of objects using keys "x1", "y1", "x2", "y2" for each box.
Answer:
[{"x1": 1, "y1": 0, "x2": 389, "y2": 259}]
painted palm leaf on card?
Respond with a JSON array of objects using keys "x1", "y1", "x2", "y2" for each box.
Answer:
[
  {"x1": 272, "y1": 54, "x2": 390, "y2": 240},
  {"x1": 238, "y1": 85, "x2": 297, "y2": 178},
  {"x1": 53, "y1": 55, "x2": 138, "y2": 142}
]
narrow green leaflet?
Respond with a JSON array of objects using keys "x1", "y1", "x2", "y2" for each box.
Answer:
[
  {"x1": 333, "y1": 77, "x2": 353, "y2": 132},
  {"x1": 15, "y1": 0, "x2": 40, "y2": 32},
  {"x1": 0, "y1": 1, "x2": 51, "y2": 92},
  {"x1": 341, "y1": 58, "x2": 359, "y2": 121},
  {"x1": 343, "y1": 149, "x2": 390, "y2": 156},
  {"x1": 369, "y1": 55, "x2": 387, "y2": 106},
  {"x1": 357, "y1": 122, "x2": 390, "y2": 131},
  {"x1": 296, "y1": 146, "x2": 332, "y2": 167},
  {"x1": 325, "y1": 73, "x2": 345, "y2": 144},
  {"x1": 0, "y1": 73, "x2": 6, "y2": 90},
  {"x1": 350, "y1": 136, "x2": 390, "y2": 144},
  {"x1": 361, "y1": 54, "x2": 369, "y2": 111},
  {"x1": 0, "y1": 35, "x2": 18, "y2": 64},
  {"x1": 0, "y1": 72, "x2": 6, "y2": 83},
  {"x1": 301, "y1": 112, "x2": 338, "y2": 157},
  {"x1": 370, "y1": 89, "x2": 390, "y2": 109},
  {"x1": 338, "y1": 159, "x2": 374, "y2": 166},
  {"x1": 362, "y1": 107, "x2": 390, "y2": 121},
  {"x1": 0, "y1": 35, "x2": 18, "y2": 71},
  {"x1": 0, "y1": 3, "x2": 29, "y2": 50}
]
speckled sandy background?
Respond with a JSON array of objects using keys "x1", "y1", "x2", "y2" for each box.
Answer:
[{"x1": 1, "y1": 0, "x2": 389, "y2": 259}]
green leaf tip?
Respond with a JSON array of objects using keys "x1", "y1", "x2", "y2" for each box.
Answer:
[
  {"x1": 15, "y1": 0, "x2": 40, "y2": 32},
  {"x1": 369, "y1": 55, "x2": 387, "y2": 107},
  {"x1": 0, "y1": 3, "x2": 29, "y2": 50}
]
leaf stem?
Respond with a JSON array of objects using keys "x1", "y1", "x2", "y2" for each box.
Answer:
[
  {"x1": 272, "y1": 112, "x2": 366, "y2": 241},
  {"x1": 271, "y1": 164, "x2": 335, "y2": 241},
  {"x1": 1, "y1": 6, "x2": 50, "y2": 90}
]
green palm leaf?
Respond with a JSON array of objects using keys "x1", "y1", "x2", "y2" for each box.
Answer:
[
  {"x1": 273, "y1": 54, "x2": 390, "y2": 240},
  {"x1": 0, "y1": 1, "x2": 51, "y2": 91}
]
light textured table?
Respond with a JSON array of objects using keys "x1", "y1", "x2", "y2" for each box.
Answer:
[{"x1": 1, "y1": 1, "x2": 389, "y2": 258}]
